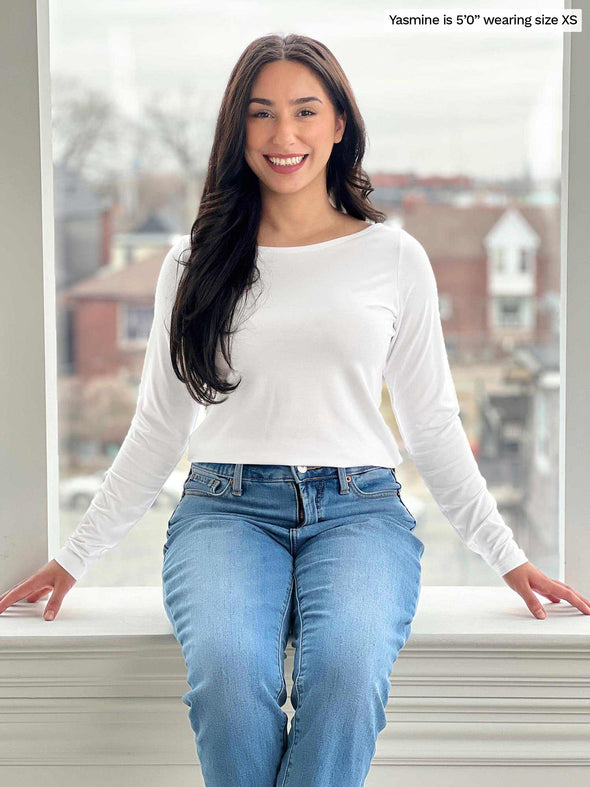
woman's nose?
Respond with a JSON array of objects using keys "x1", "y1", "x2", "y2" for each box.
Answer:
[{"x1": 270, "y1": 120, "x2": 299, "y2": 143}]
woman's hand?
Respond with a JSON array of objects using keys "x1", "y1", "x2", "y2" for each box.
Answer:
[
  {"x1": 0, "y1": 560, "x2": 77, "y2": 622},
  {"x1": 502, "y1": 561, "x2": 590, "y2": 619}
]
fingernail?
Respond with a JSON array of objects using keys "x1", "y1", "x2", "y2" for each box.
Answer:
[
  {"x1": 537, "y1": 610, "x2": 546, "y2": 618},
  {"x1": 45, "y1": 610, "x2": 55, "y2": 620}
]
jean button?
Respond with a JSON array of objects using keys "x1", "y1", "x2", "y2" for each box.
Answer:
[{"x1": 297, "y1": 465, "x2": 307, "y2": 472}]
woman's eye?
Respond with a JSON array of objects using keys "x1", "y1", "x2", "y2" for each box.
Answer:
[{"x1": 250, "y1": 109, "x2": 316, "y2": 118}]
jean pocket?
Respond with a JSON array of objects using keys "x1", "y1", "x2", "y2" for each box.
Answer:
[
  {"x1": 183, "y1": 467, "x2": 233, "y2": 498},
  {"x1": 348, "y1": 467, "x2": 401, "y2": 499},
  {"x1": 395, "y1": 489, "x2": 417, "y2": 530}
]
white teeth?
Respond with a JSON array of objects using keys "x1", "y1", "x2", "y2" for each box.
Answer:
[{"x1": 267, "y1": 155, "x2": 306, "y2": 166}]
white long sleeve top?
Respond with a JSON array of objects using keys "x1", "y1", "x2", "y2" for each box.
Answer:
[{"x1": 53, "y1": 221, "x2": 529, "y2": 581}]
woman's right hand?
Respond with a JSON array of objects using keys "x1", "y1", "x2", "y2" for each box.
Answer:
[{"x1": 0, "y1": 559, "x2": 77, "y2": 621}]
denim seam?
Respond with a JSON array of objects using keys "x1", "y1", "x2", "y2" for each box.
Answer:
[
  {"x1": 348, "y1": 477, "x2": 399, "y2": 499},
  {"x1": 280, "y1": 567, "x2": 304, "y2": 786},
  {"x1": 184, "y1": 477, "x2": 232, "y2": 497},
  {"x1": 183, "y1": 486, "x2": 231, "y2": 498},
  {"x1": 275, "y1": 574, "x2": 294, "y2": 706},
  {"x1": 396, "y1": 489, "x2": 417, "y2": 526},
  {"x1": 189, "y1": 470, "x2": 219, "y2": 485},
  {"x1": 290, "y1": 481, "x2": 303, "y2": 525},
  {"x1": 315, "y1": 479, "x2": 325, "y2": 520}
]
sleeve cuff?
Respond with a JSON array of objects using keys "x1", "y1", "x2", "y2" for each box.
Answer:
[
  {"x1": 52, "y1": 545, "x2": 89, "y2": 582},
  {"x1": 488, "y1": 548, "x2": 529, "y2": 579}
]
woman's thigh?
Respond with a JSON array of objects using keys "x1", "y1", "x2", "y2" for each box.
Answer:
[
  {"x1": 161, "y1": 491, "x2": 295, "y2": 699},
  {"x1": 291, "y1": 509, "x2": 422, "y2": 690}
]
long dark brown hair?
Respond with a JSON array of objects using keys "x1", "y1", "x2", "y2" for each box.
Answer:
[{"x1": 169, "y1": 33, "x2": 386, "y2": 406}]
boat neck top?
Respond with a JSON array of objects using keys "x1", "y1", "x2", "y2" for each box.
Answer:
[
  {"x1": 256, "y1": 221, "x2": 379, "y2": 251},
  {"x1": 53, "y1": 221, "x2": 528, "y2": 581}
]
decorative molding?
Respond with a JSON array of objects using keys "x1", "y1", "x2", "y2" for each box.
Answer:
[{"x1": 1, "y1": 587, "x2": 589, "y2": 773}]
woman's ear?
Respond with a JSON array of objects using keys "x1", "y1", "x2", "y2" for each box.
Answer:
[{"x1": 335, "y1": 111, "x2": 346, "y2": 144}]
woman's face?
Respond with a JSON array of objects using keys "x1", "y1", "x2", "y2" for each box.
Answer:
[{"x1": 244, "y1": 59, "x2": 345, "y2": 197}]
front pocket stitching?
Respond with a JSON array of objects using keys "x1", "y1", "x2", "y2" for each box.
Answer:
[
  {"x1": 184, "y1": 477, "x2": 231, "y2": 497},
  {"x1": 348, "y1": 475, "x2": 399, "y2": 499},
  {"x1": 189, "y1": 470, "x2": 220, "y2": 485},
  {"x1": 396, "y1": 489, "x2": 417, "y2": 527}
]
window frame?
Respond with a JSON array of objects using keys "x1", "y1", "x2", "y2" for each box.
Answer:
[{"x1": 1, "y1": 0, "x2": 587, "y2": 607}]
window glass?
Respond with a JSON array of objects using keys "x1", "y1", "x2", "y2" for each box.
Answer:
[{"x1": 51, "y1": 0, "x2": 564, "y2": 585}]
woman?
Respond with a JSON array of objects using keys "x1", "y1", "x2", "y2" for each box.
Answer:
[{"x1": 1, "y1": 33, "x2": 589, "y2": 787}]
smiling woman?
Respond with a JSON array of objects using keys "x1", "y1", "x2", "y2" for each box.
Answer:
[
  {"x1": 1, "y1": 26, "x2": 588, "y2": 787},
  {"x1": 244, "y1": 59, "x2": 355, "y2": 247}
]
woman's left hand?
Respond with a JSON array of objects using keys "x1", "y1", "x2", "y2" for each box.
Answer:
[{"x1": 502, "y1": 561, "x2": 590, "y2": 619}]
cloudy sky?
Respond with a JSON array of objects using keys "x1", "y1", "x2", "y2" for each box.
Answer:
[{"x1": 49, "y1": 0, "x2": 566, "y2": 180}]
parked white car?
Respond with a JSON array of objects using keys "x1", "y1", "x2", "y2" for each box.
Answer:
[{"x1": 59, "y1": 468, "x2": 188, "y2": 511}]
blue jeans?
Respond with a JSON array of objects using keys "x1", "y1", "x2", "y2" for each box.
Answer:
[{"x1": 162, "y1": 463, "x2": 424, "y2": 787}]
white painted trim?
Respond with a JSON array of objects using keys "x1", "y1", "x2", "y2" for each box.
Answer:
[
  {"x1": 0, "y1": 587, "x2": 588, "y2": 782},
  {"x1": 560, "y1": 0, "x2": 589, "y2": 594},
  {"x1": 0, "y1": 0, "x2": 57, "y2": 585}
]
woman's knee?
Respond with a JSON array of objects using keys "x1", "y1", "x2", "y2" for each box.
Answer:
[{"x1": 182, "y1": 631, "x2": 284, "y2": 702}]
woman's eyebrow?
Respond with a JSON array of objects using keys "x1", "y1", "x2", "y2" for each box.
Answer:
[{"x1": 247, "y1": 96, "x2": 323, "y2": 106}]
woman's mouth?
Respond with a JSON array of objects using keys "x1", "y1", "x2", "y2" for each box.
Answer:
[{"x1": 263, "y1": 154, "x2": 308, "y2": 173}]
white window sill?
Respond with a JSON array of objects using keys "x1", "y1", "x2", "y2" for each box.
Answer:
[
  {"x1": 1, "y1": 587, "x2": 589, "y2": 779},
  {"x1": 1, "y1": 585, "x2": 589, "y2": 643}
]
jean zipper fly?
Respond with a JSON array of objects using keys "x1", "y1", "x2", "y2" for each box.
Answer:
[{"x1": 295, "y1": 482, "x2": 305, "y2": 525}]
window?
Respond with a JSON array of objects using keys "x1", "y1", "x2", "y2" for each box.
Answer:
[
  {"x1": 520, "y1": 248, "x2": 532, "y2": 273},
  {"x1": 499, "y1": 297, "x2": 522, "y2": 326},
  {"x1": 493, "y1": 296, "x2": 531, "y2": 328},
  {"x1": 40, "y1": 0, "x2": 569, "y2": 588},
  {"x1": 119, "y1": 303, "x2": 154, "y2": 346}
]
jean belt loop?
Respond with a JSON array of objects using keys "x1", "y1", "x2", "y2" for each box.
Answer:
[
  {"x1": 337, "y1": 467, "x2": 350, "y2": 495},
  {"x1": 232, "y1": 463, "x2": 244, "y2": 496}
]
